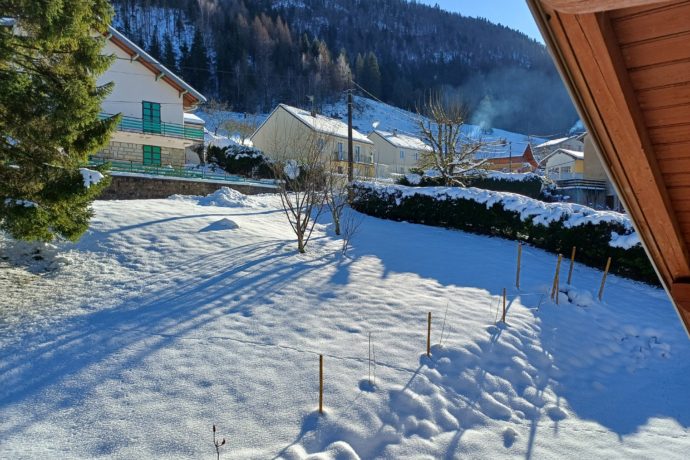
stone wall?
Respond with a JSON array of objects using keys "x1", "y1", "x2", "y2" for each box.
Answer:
[
  {"x1": 98, "y1": 175, "x2": 276, "y2": 200},
  {"x1": 95, "y1": 141, "x2": 186, "y2": 168}
]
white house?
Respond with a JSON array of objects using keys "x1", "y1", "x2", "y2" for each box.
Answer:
[
  {"x1": 367, "y1": 130, "x2": 431, "y2": 176},
  {"x1": 533, "y1": 135, "x2": 585, "y2": 162},
  {"x1": 93, "y1": 27, "x2": 207, "y2": 168}
]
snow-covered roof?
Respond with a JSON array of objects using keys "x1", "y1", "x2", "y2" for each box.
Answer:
[
  {"x1": 106, "y1": 26, "x2": 207, "y2": 106},
  {"x1": 279, "y1": 104, "x2": 373, "y2": 144},
  {"x1": 370, "y1": 130, "x2": 432, "y2": 151},
  {"x1": 535, "y1": 137, "x2": 572, "y2": 149},
  {"x1": 184, "y1": 113, "x2": 206, "y2": 125},
  {"x1": 542, "y1": 148, "x2": 585, "y2": 165}
]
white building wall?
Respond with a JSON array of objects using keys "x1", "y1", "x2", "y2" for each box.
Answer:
[{"x1": 98, "y1": 40, "x2": 185, "y2": 125}]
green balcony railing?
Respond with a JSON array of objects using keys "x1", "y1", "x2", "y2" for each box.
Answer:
[
  {"x1": 101, "y1": 113, "x2": 204, "y2": 142},
  {"x1": 88, "y1": 157, "x2": 278, "y2": 188}
]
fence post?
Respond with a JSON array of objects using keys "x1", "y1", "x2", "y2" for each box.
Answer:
[
  {"x1": 567, "y1": 246, "x2": 577, "y2": 285},
  {"x1": 598, "y1": 257, "x2": 612, "y2": 301},
  {"x1": 551, "y1": 254, "x2": 563, "y2": 303},
  {"x1": 426, "y1": 312, "x2": 432, "y2": 357},
  {"x1": 516, "y1": 243, "x2": 522, "y2": 289},
  {"x1": 319, "y1": 354, "x2": 324, "y2": 414},
  {"x1": 502, "y1": 288, "x2": 507, "y2": 323}
]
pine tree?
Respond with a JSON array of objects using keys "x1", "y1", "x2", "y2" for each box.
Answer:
[
  {"x1": 363, "y1": 51, "x2": 381, "y2": 97},
  {"x1": 148, "y1": 25, "x2": 161, "y2": 59},
  {"x1": 162, "y1": 32, "x2": 177, "y2": 72},
  {"x1": 188, "y1": 28, "x2": 210, "y2": 92},
  {"x1": 354, "y1": 53, "x2": 365, "y2": 83},
  {"x1": 0, "y1": 0, "x2": 117, "y2": 242}
]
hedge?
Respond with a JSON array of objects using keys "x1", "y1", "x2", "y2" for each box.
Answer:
[
  {"x1": 397, "y1": 170, "x2": 550, "y2": 199},
  {"x1": 207, "y1": 144, "x2": 274, "y2": 179},
  {"x1": 351, "y1": 182, "x2": 658, "y2": 285}
]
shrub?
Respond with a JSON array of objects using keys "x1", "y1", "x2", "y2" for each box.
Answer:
[
  {"x1": 351, "y1": 182, "x2": 657, "y2": 285},
  {"x1": 207, "y1": 145, "x2": 274, "y2": 179},
  {"x1": 397, "y1": 170, "x2": 548, "y2": 199}
]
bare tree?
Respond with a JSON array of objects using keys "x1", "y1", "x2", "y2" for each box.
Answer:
[
  {"x1": 222, "y1": 115, "x2": 260, "y2": 146},
  {"x1": 324, "y1": 160, "x2": 349, "y2": 236},
  {"x1": 268, "y1": 131, "x2": 328, "y2": 253},
  {"x1": 204, "y1": 99, "x2": 231, "y2": 135},
  {"x1": 417, "y1": 93, "x2": 489, "y2": 186},
  {"x1": 340, "y1": 209, "x2": 362, "y2": 255}
]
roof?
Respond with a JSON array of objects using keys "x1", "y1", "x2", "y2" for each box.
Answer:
[
  {"x1": 552, "y1": 148, "x2": 584, "y2": 160},
  {"x1": 370, "y1": 130, "x2": 432, "y2": 151},
  {"x1": 528, "y1": 0, "x2": 690, "y2": 335},
  {"x1": 278, "y1": 104, "x2": 373, "y2": 144},
  {"x1": 184, "y1": 113, "x2": 205, "y2": 125},
  {"x1": 106, "y1": 26, "x2": 206, "y2": 108},
  {"x1": 534, "y1": 136, "x2": 576, "y2": 149}
]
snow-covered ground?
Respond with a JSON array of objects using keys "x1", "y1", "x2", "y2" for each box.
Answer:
[{"x1": 1, "y1": 189, "x2": 689, "y2": 459}]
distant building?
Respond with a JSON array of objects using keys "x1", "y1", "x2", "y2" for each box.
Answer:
[
  {"x1": 250, "y1": 104, "x2": 375, "y2": 177},
  {"x1": 533, "y1": 135, "x2": 585, "y2": 161},
  {"x1": 542, "y1": 138, "x2": 621, "y2": 210},
  {"x1": 94, "y1": 27, "x2": 207, "y2": 168},
  {"x1": 481, "y1": 144, "x2": 539, "y2": 173},
  {"x1": 367, "y1": 130, "x2": 431, "y2": 176}
]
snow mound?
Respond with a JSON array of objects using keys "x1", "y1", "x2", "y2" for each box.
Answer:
[
  {"x1": 170, "y1": 187, "x2": 261, "y2": 208},
  {"x1": 79, "y1": 168, "x2": 104, "y2": 188},
  {"x1": 610, "y1": 231, "x2": 640, "y2": 249}
]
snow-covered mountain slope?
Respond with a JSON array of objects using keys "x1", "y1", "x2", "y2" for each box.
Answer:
[{"x1": 1, "y1": 190, "x2": 688, "y2": 458}]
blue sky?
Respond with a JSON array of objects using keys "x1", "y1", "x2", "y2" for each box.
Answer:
[{"x1": 415, "y1": 1, "x2": 544, "y2": 43}]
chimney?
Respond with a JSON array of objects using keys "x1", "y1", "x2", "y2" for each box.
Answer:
[{"x1": 393, "y1": 129, "x2": 397, "y2": 137}]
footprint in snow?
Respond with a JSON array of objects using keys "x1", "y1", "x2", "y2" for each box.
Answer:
[{"x1": 503, "y1": 427, "x2": 518, "y2": 448}]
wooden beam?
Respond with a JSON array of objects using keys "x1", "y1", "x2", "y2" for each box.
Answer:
[{"x1": 543, "y1": 0, "x2": 669, "y2": 14}]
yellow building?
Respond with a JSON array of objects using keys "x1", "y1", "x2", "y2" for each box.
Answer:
[
  {"x1": 250, "y1": 104, "x2": 375, "y2": 177},
  {"x1": 367, "y1": 130, "x2": 431, "y2": 176},
  {"x1": 542, "y1": 148, "x2": 585, "y2": 180}
]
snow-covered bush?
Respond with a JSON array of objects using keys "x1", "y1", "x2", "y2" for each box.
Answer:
[
  {"x1": 207, "y1": 145, "x2": 274, "y2": 179},
  {"x1": 351, "y1": 182, "x2": 657, "y2": 284},
  {"x1": 397, "y1": 169, "x2": 549, "y2": 199}
]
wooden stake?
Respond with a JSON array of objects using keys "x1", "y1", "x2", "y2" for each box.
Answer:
[
  {"x1": 516, "y1": 243, "x2": 522, "y2": 289},
  {"x1": 502, "y1": 288, "x2": 507, "y2": 323},
  {"x1": 426, "y1": 312, "x2": 432, "y2": 357},
  {"x1": 368, "y1": 332, "x2": 372, "y2": 386},
  {"x1": 551, "y1": 254, "x2": 563, "y2": 301},
  {"x1": 567, "y1": 246, "x2": 577, "y2": 285},
  {"x1": 598, "y1": 257, "x2": 612, "y2": 301},
  {"x1": 319, "y1": 354, "x2": 324, "y2": 414}
]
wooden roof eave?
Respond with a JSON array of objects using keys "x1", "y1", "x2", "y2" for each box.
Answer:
[{"x1": 528, "y1": 0, "x2": 690, "y2": 335}]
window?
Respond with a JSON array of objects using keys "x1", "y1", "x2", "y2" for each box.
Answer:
[
  {"x1": 413, "y1": 152, "x2": 418, "y2": 161},
  {"x1": 143, "y1": 145, "x2": 161, "y2": 166},
  {"x1": 142, "y1": 101, "x2": 161, "y2": 134},
  {"x1": 400, "y1": 150, "x2": 405, "y2": 160},
  {"x1": 317, "y1": 138, "x2": 325, "y2": 150},
  {"x1": 561, "y1": 166, "x2": 571, "y2": 174},
  {"x1": 337, "y1": 142, "x2": 344, "y2": 160},
  {"x1": 355, "y1": 146, "x2": 361, "y2": 162}
]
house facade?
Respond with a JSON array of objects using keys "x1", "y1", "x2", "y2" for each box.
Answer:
[
  {"x1": 250, "y1": 104, "x2": 376, "y2": 177},
  {"x1": 481, "y1": 144, "x2": 539, "y2": 173},
  {"x1": 367, "y1": 130, "x2": 431, "y2": 177},
  {"x1": 533, "y1": 135, "x2": 585, "y2": 161},
  {"x1": 94, "y1": 27, "x2": 207, "y2": 168}
]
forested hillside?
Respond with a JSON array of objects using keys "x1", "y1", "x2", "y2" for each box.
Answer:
[{"x1": 110, "y1": 0, "x2": 578, "y2": 135}]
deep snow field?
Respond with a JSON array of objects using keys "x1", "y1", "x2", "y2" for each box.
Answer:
[{"x1": 1, "y1": 189, "x2": 689, "y2": 459}]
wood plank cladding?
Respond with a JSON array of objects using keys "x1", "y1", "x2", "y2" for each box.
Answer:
[
  {"x1": 611, "y1": 1, "x2": 690, "y2": 42},
  {"x1": 638, "y1": 84, "x2": 690, "y2": 110}
]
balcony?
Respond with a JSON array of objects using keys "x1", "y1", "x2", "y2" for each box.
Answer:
[{"x1": 100, "y1": 113, "x2": 204, "y2": 142}]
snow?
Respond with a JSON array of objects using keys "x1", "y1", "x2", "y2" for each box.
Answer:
[
  {"x1": 285, "y1": 160, "x2": 301, "y2": 180},
  {"x1": 354, "y1": 181, "x2": 638, "y2": 246},
  {"x1": 371, "y1": 130, "x2": 431, "y2": 151},
  {"x1": 183, "y1": 112, "x2": 205, "y2": 125},
  {"x1": 279, "y1": 104, "x2": 373, "y2": 144},
  {"x1": 1, "y1": 190, "x2": 688, "y2": 458},
  {"x1": 3, "y1": 198, "x2": 37, "y2": 208},
  {"x1": 610, "y1": 231, "x2": 641, "y2": 250},
  {"x1": 552, "y1": 149, "x2": 584, "y2": 160},
  {"x1": 79, "y1": 168, "x2": 105, "y2": 189},
  {"x1": 535, "y1": 137, "x2": 571, "y2": 149}
]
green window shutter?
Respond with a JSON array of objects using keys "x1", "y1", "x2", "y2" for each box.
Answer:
[
  {"x1": 142, "y1": 101, "x2": 162, "y2": 134},
  {"x1": 143, "y1": 145, "x2": 161, "y2": 166}
]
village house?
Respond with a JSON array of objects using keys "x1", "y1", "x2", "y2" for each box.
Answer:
[
  {"x1": 533, "y1": 134, "x2": 585, "y2": 161},
  {"x1": 367, "y1": 130, "x2": 431, "y2": 176},
  {"x1": 541, "y1": 138, "x2": 621, "y2": 210},
  {"x1": 478, "y1": 143, "x2": 539, "y2": 173},
  {"x1": 93, "y1": 26, "x2": 207, "y2": 168},
  {"x1": 250, "y1": 104, "x2": 375, "y2": 177}
]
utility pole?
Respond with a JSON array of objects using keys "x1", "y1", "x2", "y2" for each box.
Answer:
[
  {"x1": 509, "y1": 141, "x2": 513, "y2": 171},
  {"x1": 347, "y1": 89, "x2": 354, "y2": 183}
]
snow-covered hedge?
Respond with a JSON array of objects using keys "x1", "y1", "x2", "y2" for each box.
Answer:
[
  {"x1": 351, "y1": 182, "x2": 657, "y2": 284},
  {"x1": 207, "y1": 145, "x2": 274, "y2": 179},
  {"x1": 398, "y1": 170, "x2": 548, "y2": 199}
]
